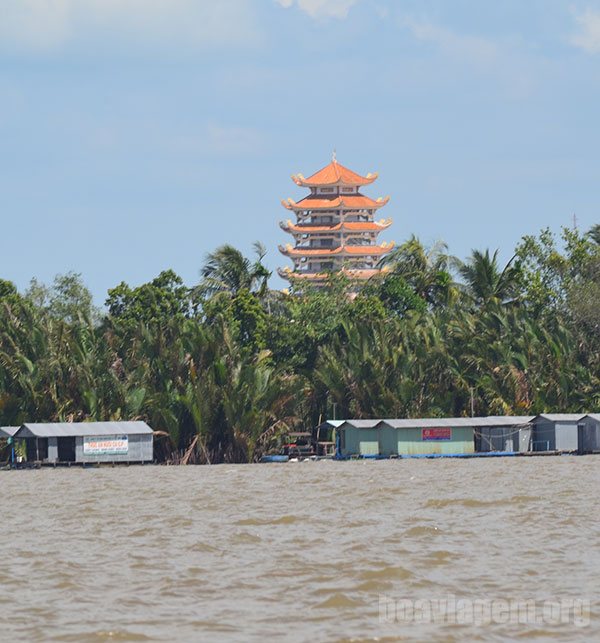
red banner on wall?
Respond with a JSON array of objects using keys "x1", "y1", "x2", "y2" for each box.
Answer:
[{"x1": 422, "y1": 428, "x2": 452, "y2": 441}]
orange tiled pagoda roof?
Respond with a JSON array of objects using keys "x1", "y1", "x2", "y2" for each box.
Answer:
[
  {"x1": 280, "y1": 219, "x2": 392, "y2": 233},
  {"x1": 292, "y1": 160, "x2": 378, "y2": 187},
  {"x1": 279, "y1": 242, "x2": 394, "y2": 258},
  {"x1": 282, "y1": 195, "x2": 389, "y2": 211}
]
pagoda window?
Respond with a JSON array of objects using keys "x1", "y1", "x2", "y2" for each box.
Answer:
[
  {"x1": 341, "y1": 187, "x2": 355, "y2": 193},
  {"x1": 319, "y1": 187, "x2": 335, "y2": 194}
]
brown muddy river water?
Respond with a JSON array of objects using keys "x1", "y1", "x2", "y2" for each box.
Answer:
[{"x1": 1, "y1": 458, "x2": 599, "y2": 641}]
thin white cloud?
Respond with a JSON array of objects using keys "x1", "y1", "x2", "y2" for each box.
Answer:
[
  {"x1": 275, "y1": 0, "x2": 359, "y2": 20},
  {"x1": 0, "y1": 0, "x2": 71, "y2": 51},
  {"x1": 401, "y1": 17, "x2": 498, "y2": 63},
  {"x1": 390, "y1": 15, "x2": 537, "y2": 101},
  {"x1": 570, "y1": 9, "x2": 600, "y2": 54},
  {"x1": 0, "y1": 0, "x2": 261, "y2": 53}
]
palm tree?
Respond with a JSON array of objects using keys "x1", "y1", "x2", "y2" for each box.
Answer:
[
  {"x1": 379, "y1": 235, "x2": 457, "y2": 307},
  {"x1": 180, "y1": 320, "x2": 301, "y2": 462},
  {"x1": 588, "y1": 224, "x2": 600, "y2": 245},
  {"x1": 199, "y1": 242, "x2": 271, "y2": 298},
  {"x1": 314, "y1": 315, "x2": 452, "y2": 419},
  {"x1": 456, "y1": 249, "x2": 520, "y2": 306}
]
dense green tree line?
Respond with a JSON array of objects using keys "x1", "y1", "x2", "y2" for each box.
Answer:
[{"x1": 1, "y1": 226, "x2": 599, "y2": 463}]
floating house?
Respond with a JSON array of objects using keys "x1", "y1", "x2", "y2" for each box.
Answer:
[
  {"x1": 0, "y1": 426, "x2": 19, "y2": 439},
  {"x1": 309, "y1": 414, "x2": 600, "y2": 459},
  {"x1": 335, "y1": 416, "x2": 543, "y2": 458},
  {"x1": 12, "y1": 421, "x2": 154, "y2": 464},
  {"x1": 528, "y1": 413, "x2": 600, "y2": 453},
  {"x1": 336, "y1": 420, "x2": 382, "y2": 457},
  {"x1": 278, "y1": 156, "x2": 394, "y2": 288},
  {"x1": 0, "y1": 427, "x2": 19, "y2": 462},
  {"x1": 474, "y1": 416, "x2": 534, "y2": 453},
  {"x1": 336, "y1": 418, "x2": 478, "y2": 458},
  {"x1": 530, "y1": 414, "x2": 584, "y2": 453},
  {"x1": 381, "y1": 418, "x2": 477, "y2": 456},
  {"x1": 578, "y1": 415, "x2": 600, "y2": 453}
]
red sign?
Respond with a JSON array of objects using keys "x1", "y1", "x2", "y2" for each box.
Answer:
[{"x1": 422, "y1": 428, "x2": 452, "y2": 441}]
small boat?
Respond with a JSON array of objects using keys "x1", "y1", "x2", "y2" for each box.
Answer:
[{"x1": 260, "y1": 455, "x2": 290, "y2": 463}]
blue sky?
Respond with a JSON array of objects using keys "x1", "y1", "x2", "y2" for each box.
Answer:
[{"x1": 2, "y1": 0, "x2": 600, "y2": 302}]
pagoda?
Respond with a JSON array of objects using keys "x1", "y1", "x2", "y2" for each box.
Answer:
[{"x1": 278, "y1": 156, "x2": 394, "y2": 287}]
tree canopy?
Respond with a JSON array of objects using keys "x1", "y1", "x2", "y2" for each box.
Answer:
[{"x1": 1, "y1": 226, "x2": 599, "y2": 463}]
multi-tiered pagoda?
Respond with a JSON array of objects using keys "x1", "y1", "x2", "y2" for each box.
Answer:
[{"x1": 278, "y1": 157, "x2": 394, "y2": 287}]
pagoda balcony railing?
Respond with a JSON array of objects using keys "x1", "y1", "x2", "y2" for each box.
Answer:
[
  {"x1": 304, "y1": 211, "x2": 372, "y2": 218},
  {"x1": 290, "y1": 243, "x2": 383, "y2": 252},
  {"x1": 294, "y1": 239, "x2": 377, "y2": 248},
  {"x1": 293, "y1": 246, "x2": 341, "y2": 252}
]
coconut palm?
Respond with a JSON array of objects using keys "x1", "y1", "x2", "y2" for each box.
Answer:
[
  {"x1": 456, "y1": 249, "x2": 521, "y2": 306},
  {"x1": 588, "y1": 224, "x2": 600, "y2": 245},
  {"x1": 379, "y1": 235, "x2": 457, "y2": 306},
  {"x1": 199, "y1": 242, "x2": 271, "y2": 298}
]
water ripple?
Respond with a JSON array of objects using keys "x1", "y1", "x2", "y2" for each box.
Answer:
[{"x1": 1, "y1": 459, "x2": 598, "y2": 641}]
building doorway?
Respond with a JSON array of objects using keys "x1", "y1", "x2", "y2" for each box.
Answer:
[
  {"x1": 26, "y1": 438, "x2": 48, "y2": 462},
  {"x1": 57, "y1": 437, "x2": 76, "y2": 462}
]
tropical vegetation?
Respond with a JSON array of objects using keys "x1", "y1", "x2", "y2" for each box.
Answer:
[{"x1": 1, "y1": 226, "x2": 599, "y2": 463}]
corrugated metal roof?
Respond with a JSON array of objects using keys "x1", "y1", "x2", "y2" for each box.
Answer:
[
  {"x1": 485, "y1": 416, "x2": 535, "y2": 424},
  {"x1": 329, "y1": 416, "x2": 561, "y2": 431},
  {"x1": 15, "y1": 421, "x2": 153, "y2": 438},
  {"x1": 337, "y1": 420, "x2": 381, "y2": 429},
  {"x1": 380, "y1": 416, "x2": 534, "y2": 429},
  {"x1": 0, "y1": 426, "x2": 19, "y2": 438},
  {"x1": 461, "y1": 416, "x2": 534, "y2": 426},
  {"x1": 382, "y1": 418, "x2": 472, "y2": 429},
  {"x1": 535, "y1": 414, "x2": 586, "y2": 422},
  {"x1": 318, "y1": 420, "x2": 346, "y2": 428}
]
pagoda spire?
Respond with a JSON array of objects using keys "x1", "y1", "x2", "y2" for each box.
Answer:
[{"x1": 278, "y1": 158, "x2": 394, "y2": 289}]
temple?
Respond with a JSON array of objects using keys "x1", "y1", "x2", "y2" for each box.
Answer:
[{"x1": 278, "y1": 157, "x2": 394, "y2": 287}]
